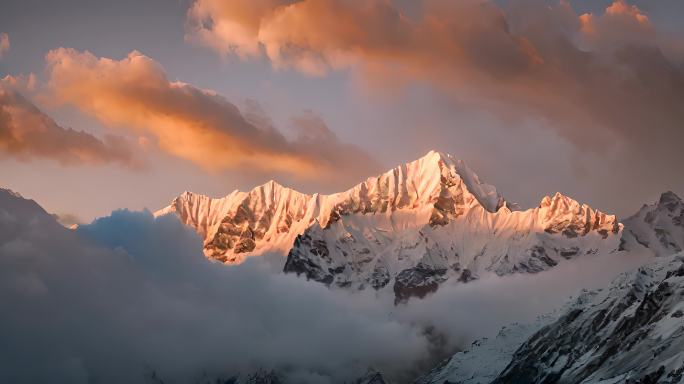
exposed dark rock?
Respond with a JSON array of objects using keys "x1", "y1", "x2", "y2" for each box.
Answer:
[
  {"x1": 283, "y1": 234, "x2": 334, "y2": 284},
  {"x1": 394, "y1": 263, "x2": 448, "y2": 303},
  {"x1": 234, "y1": 237, "x2": 256, "y2": 254},
  {"x1": 370, "y1": 265, "x2": 391, "y2": 289},
  {"x1": 559, "y1": 247, "x2": 580, "y2": 259},
  {"x1": 458, "y1": 268, "x2": 475, "y2": 283}
]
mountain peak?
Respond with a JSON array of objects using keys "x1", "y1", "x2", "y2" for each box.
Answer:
[
  {"x1": 0, "y1": 188, "x2": 24, "y2": 199},
  {"x1": 540, "y1": 192, "x2": 576, "y2": 208},
  {"x1": 658, "y1": 190, "x2": 682, "y2": 209},
  {"x1": 388, "y1": 150, "x2": 508, "y2": 213},
  {"x1": 418, "y1": 149, "x2": 452, "y2": 163},
  {"x1": 621, "y1": 190, "x2": 683, "y2": 257},
  {"x1": 0, "y1": 187, "x2": 54, "y2": 225},
  {"x1": 259, "y1": 179, "x2": 283, "y2": 189}
]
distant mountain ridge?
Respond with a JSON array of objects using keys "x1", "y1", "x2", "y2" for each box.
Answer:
[
  {"x1": 155, "y1": 150, "x2": 519, "y2": 264},
  {"x1": 157, "y1": 151, "x2": 621, "y2": 300}
]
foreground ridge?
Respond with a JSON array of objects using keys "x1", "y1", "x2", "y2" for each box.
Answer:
[{"x1": 493, "y1": 253, "x2": 684, "y2": 383}]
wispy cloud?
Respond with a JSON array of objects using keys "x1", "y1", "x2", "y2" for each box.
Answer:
[
  {"x1": 45, "y1": 48, "x2": 380, "y2": 185},
  {"x1": 0, "y1": 82, "x2": 139, "y2": 167}
]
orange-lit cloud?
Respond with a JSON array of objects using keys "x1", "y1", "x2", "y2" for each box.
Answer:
[
  {"x1": 0, "y1": 33, "x2": 9, "y2": 60},
  {"x1": 0, "y1": 83, "x2": 138, "y2": 167},
  {"x1": 578, "y1": 0, "x2": 652, "y2": 47},
  {"x1": 605, "y1": 0, "x2": 648, "y2": 23},
  {"x1": 186, "y1": 0, "x2": 684, "y2": 182},
  {"x1": 45, "y1": 48, "x2": 379, "y2": 183},
  {"x1": 186, "y1": 0, "x2": 542, "y2": 78},
  {"x1": 2, "y1": 74, "x2": 38, "y2": 93}
]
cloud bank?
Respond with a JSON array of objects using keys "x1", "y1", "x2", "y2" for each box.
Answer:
[
  {"x1": 45, "y1": 48, "x2": 380, "y2": 186},
  {"x1": 0, "y1": 83, "x2": 138, "y2": 167},
  {"x1": 0, "y1": 193, "x2": 429, "y2": 383},
  {"x1": 187, "y1": 0, "x2": 684, "y2": 206},
  {"x1": 0, "y1": 188, "x2": 654, "y2": 383}
]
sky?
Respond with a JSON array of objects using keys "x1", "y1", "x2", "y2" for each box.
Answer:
[{"x1": 0, "y1": 0, "x2": 683, "y2": 223}]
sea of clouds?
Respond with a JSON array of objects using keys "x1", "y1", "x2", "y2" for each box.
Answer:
[{"x1": 0, "y1": 195, "x2": 650, "y2": 383}]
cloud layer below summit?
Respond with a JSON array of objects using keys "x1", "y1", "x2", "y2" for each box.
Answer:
[{"x1": 0, "y1": 194, "x2": 652, "y2": 383}]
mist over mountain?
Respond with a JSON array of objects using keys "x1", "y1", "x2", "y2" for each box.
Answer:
[
  {"x1": 3, "y1": 150, "x2": 680, "y2": 383},
  {"x1": 158, "y1": 151, "x2": 622, "y2": 302}
]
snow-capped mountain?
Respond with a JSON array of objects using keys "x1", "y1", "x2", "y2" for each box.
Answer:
[
  {"x1": 155, "y1": 150, "x2": 517, "y2": 264},
  {"x1": 621, "y1": 191, "x2": 684, "y2": 257},
  {"x1": 489, "y1": 253, "x2": 684, "y2": 383},
  {"x1": 283, "y1": 151, "x2": 620, "y2": 301},
  {"x1": 155, "y1": 181, "x2": 324, "y2": 264},
  {"x1": 415, "y1": 254, "x2": 684, "y2": 384},
  {"x1": 415, "y1": 191, "x2": 684, "y2": 384},
  {"x1": 158, "y1": 151, "x2": 621, "y2": 300}
]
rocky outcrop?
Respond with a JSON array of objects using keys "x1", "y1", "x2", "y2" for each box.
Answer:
[{"x1": 393, "y1": 263, "x2": 449, "y2": 303}]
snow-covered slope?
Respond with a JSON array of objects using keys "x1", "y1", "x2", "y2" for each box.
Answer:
[
  {"x1": 489, "y1": 253, "x2": 684, "y2": 384},
  {"x1": 415, "y1": 314, "x2": 558, "y2": 384},
  {"x1": 283, "y1": 151, "x2": 621, "y2": 301},
  {"x1": 621, "y1": 191, "x2": 684, "y2": 257}
]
